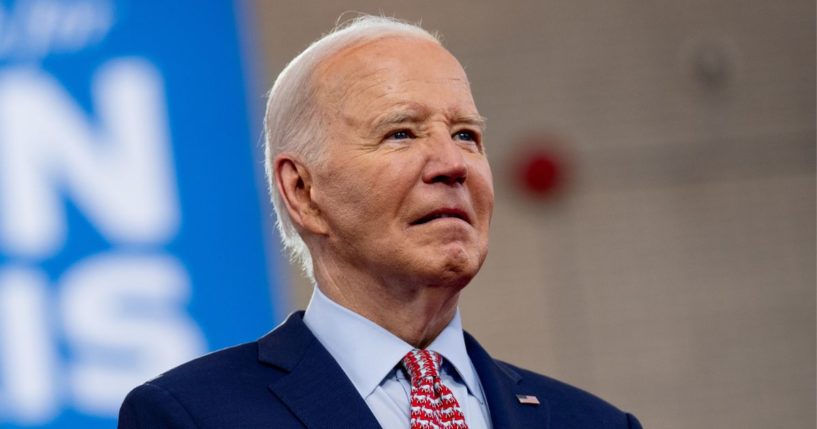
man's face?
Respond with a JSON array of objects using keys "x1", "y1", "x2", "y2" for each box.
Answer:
[{"x1": 309, "y1": 36, "x2": 494, "y2": 289}]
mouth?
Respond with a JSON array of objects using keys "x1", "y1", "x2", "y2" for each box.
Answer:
[{"x1": 410, "y1": 208, "x2": 471, "y2": 226}]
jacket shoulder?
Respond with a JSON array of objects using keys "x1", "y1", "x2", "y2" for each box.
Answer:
[
  {"x1": 146, "y1": 340, "x2": 265, "y2": 390},
  {"x1": 119, "y1": 340, "x2": 293, "y2": 428},
  {"x1": 494, "y1": 360, "x2": 642, "y2": 428}
]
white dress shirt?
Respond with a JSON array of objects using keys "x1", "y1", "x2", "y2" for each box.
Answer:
[{"x1": 303, "y1": 286, "x2": 492, "y2": 429}]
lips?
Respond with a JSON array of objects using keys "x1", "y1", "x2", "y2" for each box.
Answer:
[{"x1": 410, "y1": 208, "x2": 471, "y2": 225}]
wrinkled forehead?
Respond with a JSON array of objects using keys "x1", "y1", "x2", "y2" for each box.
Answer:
[{"x1": 311, "y1": 36, "x2": 474, "y2": 114}]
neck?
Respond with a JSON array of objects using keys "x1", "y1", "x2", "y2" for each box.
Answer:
[{"x1": 312, "y1": 259, "x2": 464, "y2": 349}]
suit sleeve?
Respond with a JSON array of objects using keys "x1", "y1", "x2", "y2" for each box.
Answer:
[
  {"x1": 118, "y1": 383, "x2": 200, "y2": 429},
  {"x1": 626, "y1": 412, "x2": 643, "y2": 429}
]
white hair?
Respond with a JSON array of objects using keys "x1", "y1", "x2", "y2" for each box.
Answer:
[{"x1": 263, "y1": 15, "x2": 441, "y2": 281}]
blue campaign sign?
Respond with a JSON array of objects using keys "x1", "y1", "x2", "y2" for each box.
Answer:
[{"x1": 0, "y1": 1, "x2": 282, "y2": 427}]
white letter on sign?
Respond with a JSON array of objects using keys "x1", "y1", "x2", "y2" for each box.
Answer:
[
  {"x1": 0, "y1": 267, "x2": 58, "y2": 424},
  {"x1": 0, "y1": 58, "x2": 179, "y2": 258},
  {"x1": 60, "y1": 252, "x2": 206, "y2": 415}
]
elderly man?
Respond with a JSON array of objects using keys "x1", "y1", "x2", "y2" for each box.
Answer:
[{"x1": 119, "y1": 16, "x2": 641, "y2": 429}]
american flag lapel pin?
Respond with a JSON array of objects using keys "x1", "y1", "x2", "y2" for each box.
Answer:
[{"x1": 516, "y1": 394, "x2": 540, "y2": 405}]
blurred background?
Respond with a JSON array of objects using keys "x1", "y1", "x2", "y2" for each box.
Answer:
[{"x1": 0, "y1": 1, "x2": 813, "y2": 428}]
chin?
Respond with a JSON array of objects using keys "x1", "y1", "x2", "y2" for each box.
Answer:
[{"x1": 421, "y1": 245, "x2": 485, "y2": 289}]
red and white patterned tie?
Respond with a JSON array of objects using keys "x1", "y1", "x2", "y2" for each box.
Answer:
[{"x1": 402, "y1": 349, "x2": 469, "y2": 429}]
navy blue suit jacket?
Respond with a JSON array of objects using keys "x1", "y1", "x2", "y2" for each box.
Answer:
[{"x1": 119, "y1": 312, "x2": 641, "y2": 428}]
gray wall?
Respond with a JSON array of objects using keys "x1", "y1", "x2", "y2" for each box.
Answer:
[{"x1": 251, "y1": 1, "x2": 816, "y2": 427}]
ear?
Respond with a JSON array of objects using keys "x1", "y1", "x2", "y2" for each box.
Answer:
[{"x1": 274, "y1": 154, "x2": 328, "y2": 236}]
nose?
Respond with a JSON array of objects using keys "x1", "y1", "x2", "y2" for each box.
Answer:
[{"x1": 422, "y1": 134, "x2": 468, "y2": 186}]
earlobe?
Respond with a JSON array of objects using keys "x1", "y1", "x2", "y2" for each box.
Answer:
[{"x1": 274, "y1": 155, "x2": 327, "y2": 235}]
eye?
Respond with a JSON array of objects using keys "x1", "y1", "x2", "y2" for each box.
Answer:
[
  {"x1": 453, "y1": 130, "x2": 479, "y2": 143},
  {"x1": 386, "y1": 129, "x2": 414, "y2": 140}
]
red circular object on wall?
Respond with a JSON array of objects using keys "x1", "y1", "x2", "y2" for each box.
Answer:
[
  {"x1": 516, "y1": 149, "x2": 566, "y2": 197},
  {"x1": 525, "y1": 155, "x2": 560, "y2": 192}
]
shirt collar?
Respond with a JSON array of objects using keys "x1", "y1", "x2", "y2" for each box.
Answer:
[{"x1": 302, "y1": 286, "x2": 483, "y2": 401}]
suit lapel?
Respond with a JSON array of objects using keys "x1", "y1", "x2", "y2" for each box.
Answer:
[
  {"x1": 258, "y1": 312, "x2": 382, "y2": 429},
  {"x1": 465, "y1": 332, "x2": 550, "y2": 428}
]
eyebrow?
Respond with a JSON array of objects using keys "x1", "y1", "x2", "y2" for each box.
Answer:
[
  {"x1": 451, "y1": 113, "x2": 487, "y2": 132},
  {"x1": 372, "y1": 109, "x2": 426, "y2": 131}
]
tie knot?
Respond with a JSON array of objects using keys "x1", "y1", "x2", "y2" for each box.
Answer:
[{"x1": 402, "y1": 349, "x2": 442, "y2": 381}]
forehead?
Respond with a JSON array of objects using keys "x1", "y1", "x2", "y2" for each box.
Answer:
[{"x1": 313, "y1": 36, "x2": 477, "y2": 121}]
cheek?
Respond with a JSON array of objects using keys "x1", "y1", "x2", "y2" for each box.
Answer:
[
  {"x1": 471, "y1": 163, "x2": 495, "y2": 216},
  {"x1": 315, "y1": 159, "x2": 417, "y2": 227},
  {"x1": 312, "y1": 162, "x2": 366, "y2": 226}
]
